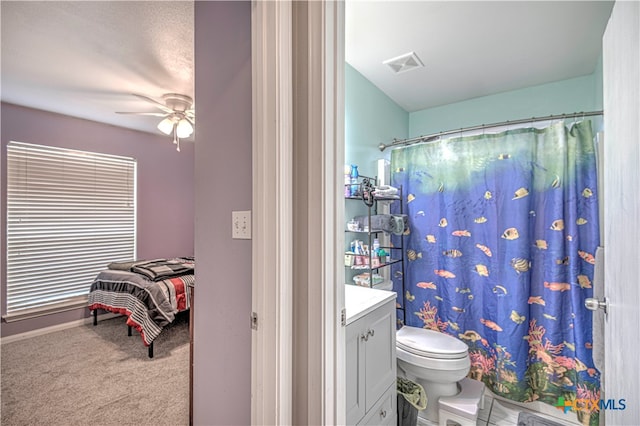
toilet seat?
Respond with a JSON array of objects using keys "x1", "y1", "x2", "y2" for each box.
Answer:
[{"x1": 397, "y1": 326, "x2": 468, "y2": 359}]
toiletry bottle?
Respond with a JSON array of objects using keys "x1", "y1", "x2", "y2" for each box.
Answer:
[
  {"x1": 344, "y1": 165, "x2": 352, "y2": 197},
  {"x1": 350, "y1": 165, "x2": 359, "y2": 196}
]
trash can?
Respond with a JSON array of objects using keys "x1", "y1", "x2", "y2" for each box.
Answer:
[{"x1": 396, "y1": 376, "x2": 427, "y2": 426}]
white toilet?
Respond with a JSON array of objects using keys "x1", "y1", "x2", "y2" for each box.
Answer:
[{"x1": 396, "y1": 326, "x2": 480, "y2": 424}]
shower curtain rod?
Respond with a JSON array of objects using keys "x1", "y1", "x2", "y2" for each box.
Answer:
[{"x1": 378, "y1": 110, "x2": 604, "y2": 152}]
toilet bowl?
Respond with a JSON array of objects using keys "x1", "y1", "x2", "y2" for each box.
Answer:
[{"x1": 396, "y1": 326, "x2": 471, "y2": 423}]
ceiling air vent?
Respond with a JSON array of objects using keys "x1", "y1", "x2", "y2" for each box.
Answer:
[{"x1": 383, "y1": 51, "x2": 424, "y2": 74}]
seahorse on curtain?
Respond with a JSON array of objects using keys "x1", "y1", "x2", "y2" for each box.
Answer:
[{"x1": 391, "y1": 120, "x2": 601, "y2": 425}]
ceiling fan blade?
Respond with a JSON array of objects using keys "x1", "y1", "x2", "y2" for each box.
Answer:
[
  {"x1": 116, "y1": 111, "x2": 169, "y2": 117},
  {"x1": 131, "y1": 93, "x2": 174, "y2": 113}
]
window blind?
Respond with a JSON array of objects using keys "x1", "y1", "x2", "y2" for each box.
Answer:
[{"x1": 6, "y1": 141, "x2": 136, "y2": 318}]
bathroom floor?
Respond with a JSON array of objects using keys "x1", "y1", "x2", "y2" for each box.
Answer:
[{"x1": 418, "y1": 393, "x2": 582, "y2": 426}]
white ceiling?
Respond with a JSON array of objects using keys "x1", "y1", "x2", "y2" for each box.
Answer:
[
  {"x1": 1, "y1": 1, "x2": 194, "y2": 136},
  {"x1": 346, "y1": 1, "x2": 614, "y2": 112},
  {"x1": 1, "y1": 1, "x2": 614, "y2": 136}
]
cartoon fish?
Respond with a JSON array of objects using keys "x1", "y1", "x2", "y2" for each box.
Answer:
[
  {"x1": 577, "y1": 275, "x2": 592, "y2": 289},
  {"x1": 498, "y1": 154, "x2": 511, "y2": 160},
  {"x1": 510, "y1": 310, "x2": 526, "y2": 324},
  {"x1": 543, "y1": 313, "x2": 557, "y2": 321},
  {"x1": 435, "y1": 296, "x2": 444, "y2": 301},
  {"x1": 501, "y1": 227, "x2": 519, "y2": 240},
  {"x1": 459, "y1": 330, "x2": 482, "y2": 342},
  {"x1": 576, "y1": 217, "x2": 588, "y2": 225},
  {"x1": 582, "y1": 188, "x2": 593, "y2": 198},
  {"x1": 587, "y1": 368, "x2": 597, "y2": 377},
  {"x1": 452, "y1": 230, "x2": 471, "y2": 237},
  {"x1": 447, "y1": 321, "x2": 460, "y2": 331},
  {"x1": 405, "y1": 290, "x2": 415, "y2": 301},
  {"x1": 511, "y1": 258, "x2": 531, "y2": 274},
  {"x1": 578, "y1": 250, "x2": 596, "y2": 264},
  {"x1": 475, "y1": 243, "x2": 493, "y2": 257},
  {"x1": 529, "y1": 210, "x2": 536, "y2": 217},
  {"x1": 551, "y1": 175, "x2": 561, "y2": 189},
  {"x1": 528, "y1": 296, "x2": 546, "y2": 306},
  {"x1": 468, "y1": 294, "x2": 474, "y2": 300},
  {"x1": 512, "y1": 187, "x2": 529, "y2": 200},
  {"x1": 566, "y1": 235, "x2": 574, "y2": 242},
  {"x1": 394, "y1": 270, "x2": 404, "y2": 278},
  {"x1": 544, "y1": 281, "x2": 571, "y2": 292},
  {"x1": 456, "y1": 287, "x2": 471, "y2": 294},
  {"x1": 585, "y1": 342, "x2": 593, "y2": 349},
  {"x1": 406, "y1": 249, "x2": 422, "y2": 261},
  {"x1": 474, "y1": 264, "x2": 489, "y2": 277},
  {"x1": 474, "y1": 216, "x2": 488, "y2": 224},
  {"x1": 438, "y1": 218, "x2": 448, "y2": 227},
  {"x1": 480, "y1": 318, "x2": 503, "y2": 331},
  {"x1": 575, "y1": 358, "x2": 588, "y2": 372},
  {"x1": 452, "y1": 306, "x2": 466, "y2": 313},
  {"x1": 535, "y1": 240, "x2": 548, "y2": 250},
  {"x1": 443, "y1": 249, "x2": 463, "y2": 258},
  {"x1": 556, "y1": 257, "x2": 569, "y2": 266},
  {"x1": 415, "y1": 211, "x2": 425, "y2": 217},
  {"x1": 425, "y1": 234, "x2": 436, "y2": 243},
  {"x1": 550, "y1": 219, "x2": 565, "y2": 231},
  {"x1": 493, "y1": 285, "x2": 507, "y2": 295},
  {"x1": 484, "y1": 191, "x2": 492, "y2": 200},
  {"x1": 434, "y1": 269, "x2": 456, "y2": 279},
  {"x1": 403, "y1": 227, "x2": 411, "y2": 236},
  {"x1": 416, "y1": 281, "x2": 436, "y2": 290},
  {"x1": 563, "y1": 341, "x2": 576, "y2": 351},
  {"x1": 407, "y1": 193, "x2": 416, "y2": 203}
]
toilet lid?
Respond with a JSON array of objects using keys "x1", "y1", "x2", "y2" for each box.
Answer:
[{"x1": 396, "y1": 326, "x2": 468, "y2": 359}]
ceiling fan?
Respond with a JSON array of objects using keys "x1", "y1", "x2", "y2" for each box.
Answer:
[{"x1": 117, "y1": 93, "x2": 195, "y2": 152}]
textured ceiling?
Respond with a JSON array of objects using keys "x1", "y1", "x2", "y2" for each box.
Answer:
[
  {"x1": 1, "y1": 1, "x2": 194, "y2": 136},
  {"x1": 1, "y1": 1, "x2": 614, "y2": 136}
]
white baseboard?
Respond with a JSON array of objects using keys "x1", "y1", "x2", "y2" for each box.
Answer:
[{"x1": 1, "y1": 312, "x2": 122, "y2": 345}]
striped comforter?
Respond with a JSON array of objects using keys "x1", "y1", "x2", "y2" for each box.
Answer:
[{"x1": 87, "y1": 269, "x2": 194, "y2": 346}]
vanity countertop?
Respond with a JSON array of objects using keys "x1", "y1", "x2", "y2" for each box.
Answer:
[{"x1": 344, "y1": 284, "x2": 396, "y2": 325}]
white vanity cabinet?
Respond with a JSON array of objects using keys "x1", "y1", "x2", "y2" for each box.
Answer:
[{"x1": 345, "y1": 285, "x2": 397, "y2": 425}]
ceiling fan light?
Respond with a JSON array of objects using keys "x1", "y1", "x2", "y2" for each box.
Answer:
[
  {"x1": 157, "y1": 117, "x2": 175, "y2": 135},
  {"x1": 176, "y1": 118, "x2": 194, "y2": 138}
]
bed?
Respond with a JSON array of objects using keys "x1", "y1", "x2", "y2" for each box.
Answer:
[{"x1": 87, "y1": 257, "x2": 194, "y2": 358}]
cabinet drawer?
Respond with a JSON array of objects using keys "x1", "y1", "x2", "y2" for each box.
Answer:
[{"x1": 357, "y1": 385, "x2": 396, "y2": 426}]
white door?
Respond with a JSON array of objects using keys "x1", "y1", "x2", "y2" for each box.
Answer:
[{"x1": 602, "y1": 1, "x2": 640, "y2": 424}]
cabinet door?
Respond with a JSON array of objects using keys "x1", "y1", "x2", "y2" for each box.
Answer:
[
  {"x1": 346, "y1": 318, "x2": 366, "y2": 425},
  {"x1": 364, "y1": 301, "x2": 396, "y2": 412}
]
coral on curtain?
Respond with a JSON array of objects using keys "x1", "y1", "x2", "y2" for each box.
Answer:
[{"x1": 391, "y1": 120, "x2": 600, "y2": 424}]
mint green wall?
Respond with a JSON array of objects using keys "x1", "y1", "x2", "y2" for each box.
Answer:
[
  {"x1": 345, "y1": 64, "x2": 408, "y2": 284},
  {"x1": 345, "y1": 64, "x2": 408, "y2": 177},
  {"x1": 409, "y1": 62, "x2": 604, "y2": 137}
]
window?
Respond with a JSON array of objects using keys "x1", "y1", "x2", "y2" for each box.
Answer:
[{"x1": 5, "y1": 141, "x2": 136, "y2": 320}]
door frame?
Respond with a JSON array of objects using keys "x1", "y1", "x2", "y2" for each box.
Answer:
[{"x1": 251, "y1": 1, "x2": 345, "y2": 424}]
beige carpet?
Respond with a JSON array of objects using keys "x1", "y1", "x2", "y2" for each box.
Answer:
[{"x1": 1, "y1": 314, "x2": 189, "y2": 426}]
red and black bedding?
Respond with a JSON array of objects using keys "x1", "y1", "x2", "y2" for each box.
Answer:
[{"x1": 87, "y1": 257, "x2": 194, "y2": 350}]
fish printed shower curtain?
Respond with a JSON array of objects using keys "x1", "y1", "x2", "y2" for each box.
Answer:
[{"x1": 391, "y1": 120, "x2": 600, "y2": 424}]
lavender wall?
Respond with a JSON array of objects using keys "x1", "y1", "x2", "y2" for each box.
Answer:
[
  {"x1": 1, "y1": 102, "x2": 195, "y2": 337},
  {"x1": 193, "y1": 2, "x2": 252, "y2": 424}
]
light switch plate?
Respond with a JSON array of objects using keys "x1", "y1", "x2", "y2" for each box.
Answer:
[{"x1": 232, "y1": 210, "x2": 251, "y2": 239}]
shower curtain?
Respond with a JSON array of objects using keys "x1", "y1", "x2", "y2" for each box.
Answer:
[{"x1": 391, "y1": 120, "x2": 600, "y2": 424}]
